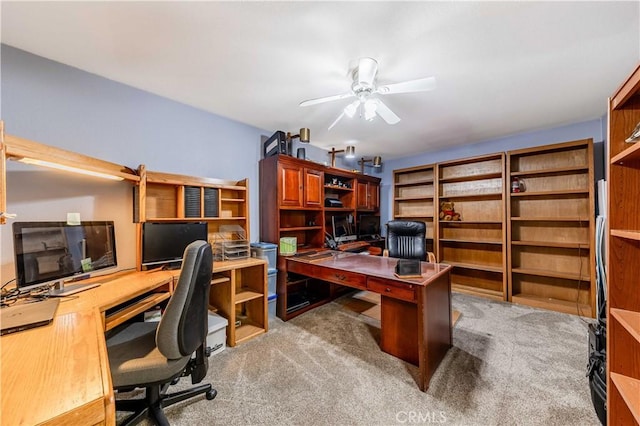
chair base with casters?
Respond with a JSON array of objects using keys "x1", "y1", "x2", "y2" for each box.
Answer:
[
  {"x1": 115, "y1": 381, "x2": 216, "y2": 426},
  {"x1": 108, "y1": 322, "x2": 217, "y2": 426}
]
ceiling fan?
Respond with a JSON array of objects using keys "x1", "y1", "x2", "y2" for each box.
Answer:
[{"x1": 299, "y1": 57, "x2": 436, "y2": 130}]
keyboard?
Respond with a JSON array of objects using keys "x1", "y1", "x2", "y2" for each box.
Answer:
[{"x1": 337, "y1": 241, "x2": 370, "y2": 252}]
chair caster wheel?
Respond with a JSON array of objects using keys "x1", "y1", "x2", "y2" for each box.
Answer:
[{"x1": 206, "y1": 389, "x2": 217, "y2": 400}]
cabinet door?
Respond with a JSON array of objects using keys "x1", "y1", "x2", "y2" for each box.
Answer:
[
  {"x1": 304, "y1": 169, "x2": 323, "y2": 207},
  {"x1": 356, "y1": 181, "x2": 369, "y2": 209},
  {"x1": 368, "y1": 182, "x2": 379, "y2": 210},
  {"x1": 280, "y1": 163, "x2": 303, "y2": 207}
]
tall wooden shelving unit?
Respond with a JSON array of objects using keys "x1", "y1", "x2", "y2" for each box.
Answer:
[
  {"x1": 607, "y1": 63, "x2": 640, "y2": 425},
  {"x1": 435, "y1": 153, "x2": 507, "y2": 301},
  {"x1": 134, "y1": 168, "x2": 268, "y2": 346},
  {"x1": 507, "y1": 140, "x2": 595, "y2": 317},
  {"x1": 392, "y1": 165, "x2": 436, "y2": 254},
  {"x1": 259, "y1": 154, "x2": 380, "y2": 321}
]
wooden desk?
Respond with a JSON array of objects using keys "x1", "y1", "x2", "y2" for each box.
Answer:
[
  {"x1": 287, "y1": 252, "x2": 452, "y2": 391},
  {"x1": 1, "y1": 270, "x2": 175, "y2": 425}
]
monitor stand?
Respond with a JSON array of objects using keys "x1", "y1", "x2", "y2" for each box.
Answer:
[{"x1": 49, "y1": 282, "x2": 101, "y2": 297}]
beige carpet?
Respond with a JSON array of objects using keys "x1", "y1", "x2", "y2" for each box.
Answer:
[{"x1": 124, "y1": 292, "x2": 599, "y2": 425}]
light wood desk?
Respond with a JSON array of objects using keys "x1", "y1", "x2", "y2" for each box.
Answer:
[{"x1": 1, "y1": 270, "x2": 175, "y2": 425}]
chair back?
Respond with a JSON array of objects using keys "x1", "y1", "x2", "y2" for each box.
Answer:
[
  {"x1": 386, "y1": 220, "x2": 427, "y2": 261},
  {"x1": 156, "y1": 240, "x2": 213, "y2": 360}
]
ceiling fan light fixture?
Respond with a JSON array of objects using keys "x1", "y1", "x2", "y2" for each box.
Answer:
[
  {"x1": 373, "y1": 156, "x2": 382, "y2": 167},
  {"x1": 299, "y1": 57, "x2": 436, "y2": 128},
  {"x1": 344, "y1": 101, "x2": 358, "y2": 118},
  {"x1": 364, "y1": 99, "x2": 377, "y2": 121}
]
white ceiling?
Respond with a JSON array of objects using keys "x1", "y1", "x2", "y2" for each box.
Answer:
[{"x1": 2, "y1": 2, "x2": 639, "y2": 160}]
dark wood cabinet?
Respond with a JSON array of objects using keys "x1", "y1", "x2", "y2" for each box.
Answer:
[
  {"x1": 279, "y1": 162, "x2": 303, "y2": 207},
  {"x1": 356, "y1": 179, "x2": 380, "y2": 211},
  {"x1": 278, "y1": 162, "x2": 323, "y2": 208},
  {"x1": 369, "y1": 181, "x2": 379, "y2": 210},
  {"x1": 304, "y1": 168, "x2": 323, "y2": 207},
  {"x1": 259, "y1": 154, "x2": 381, "y2": 321}
]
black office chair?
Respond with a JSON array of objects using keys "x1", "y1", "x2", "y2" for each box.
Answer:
[
  {"x1": 106, "y1": 240, "x2": 216, "y2": 426},
  {"x1": 385, "y1": 220, "x2": 433, "y2": 262}
]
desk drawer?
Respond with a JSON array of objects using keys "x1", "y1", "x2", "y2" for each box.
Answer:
[
  {"x1": 367, "y1": 277, "x2": 416, "y2": 302},
  {"x1": 288, "y1": 262, "x2": 366, "y2": 290}
]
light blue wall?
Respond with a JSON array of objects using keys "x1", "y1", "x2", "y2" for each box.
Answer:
[
  {"x1": 379, "y1": 118, "x2": 606, "y2": 232},
  {"x1": 0, "y1": 44, "x2": 606, "y2": 278},
  {"x1": 1, "y1": 45, "x2": 346, "y2": 280},
  {"x1": 0, "y1": 45, "x2": 333, "y2": 279}
]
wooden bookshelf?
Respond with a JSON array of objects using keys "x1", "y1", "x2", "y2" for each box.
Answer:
[
  {"x1": 435, "y1": 153, "x2": 507, "y2": 300},
  {"x1": 507, "y1": 139, "x2": 595, "y2": 317},
  {"x1": 134, "y1": 166, "x2": 251, "y2": 268},
  {"x1": 208, "y1": 257, "x2": 268, "y2": 347},
  {"x1": 607, "y1": 63, "x2": 640, "y2": 425},
  {"x1": 393, "y1": 164, "x2": 436, "y2": 254}
]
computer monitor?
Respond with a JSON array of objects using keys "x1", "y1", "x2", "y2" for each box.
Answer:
[
  {"x1": 332, "y1": 215, "x2": 357, "y2": 244},
  {"x1": 357, "y1": 215, "x2": 381, "y2": 240},
  {"x1": 12, "y1": 221, "x2": 117, "y2": 291},
  {"x1": 142, "y1": 222, "x2": 208, "y2": 268}
]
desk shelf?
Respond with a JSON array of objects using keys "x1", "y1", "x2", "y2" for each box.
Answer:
[
  {"x1": 235, "y1": 321, "x2": 266, "y2": 344},
  {"x1": 235, "y1": 289, "x2": 263, "y2": 304},
  {"x1": 104, "y1": 291, "x2": 171, "y2": 331},
  {"x1": 208, "y1": 258, "x2": 268, "y2": 347}
]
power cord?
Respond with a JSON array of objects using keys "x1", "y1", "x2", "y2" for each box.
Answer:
[
  {"x1": 1, "y1": 278, "x2": 16, "y2": 290},
  {"x1": 1, "y1": 282, "x2": 55, "y2": 307}
]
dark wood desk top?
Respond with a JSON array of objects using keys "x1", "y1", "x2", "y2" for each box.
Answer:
[
  {"x1": 287, "y1": 251, "x2": 453, "y2": 392},
  {"x1": 288, "y1": 251, "x2": 451, "y2": 286}
]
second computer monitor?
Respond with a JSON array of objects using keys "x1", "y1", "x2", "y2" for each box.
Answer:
[
  {"x1": 332, "y1": 215, "x2": 357, "y2": 243},
  {"x1": 357, "y1": 215, "x2": 381, "y2": 241}
]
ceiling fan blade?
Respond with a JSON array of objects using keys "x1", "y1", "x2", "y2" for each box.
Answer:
[
  {"x1": 376, "y1": 76, "x2": 436, "y2": 95},
  {"x1": 357, "y1": 57, "x2": 378, "y2": 87},
  {"x1": 328, "y1": 112, "x2": 345, "y2": 130},
  {"x1": 374, "y1": 99, "x2": 401, "y2": 125},
  {"x1": 300, "y1": 92, "x2": 354, "y2": 107}
]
